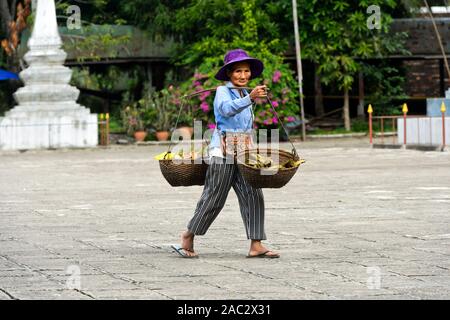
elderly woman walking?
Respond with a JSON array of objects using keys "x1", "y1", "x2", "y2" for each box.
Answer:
[{"x1": 172, "y1": 49, "x2": 280, "y2": 259}]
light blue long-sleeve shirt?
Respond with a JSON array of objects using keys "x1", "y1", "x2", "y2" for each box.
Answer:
[{"x1": 209, "y1": 81, "x2": 254, "y2": 153}]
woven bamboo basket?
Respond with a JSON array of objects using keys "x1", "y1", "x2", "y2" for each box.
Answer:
[
  {"x1": 159, "y1": 156, "x2": 208, "y2": 187},
  {"x1": 236, "y1": 148, "x2": 301, "y2": 188}
]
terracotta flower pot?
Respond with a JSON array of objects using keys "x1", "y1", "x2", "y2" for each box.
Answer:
[
  {"x1": 177, "y1": 126, "x2": 194, "y2": 140},
  {"x1": 156, "y1": 131, "x2": 170, "y2": 141},
  {"x1": 134, "y1": 131, "x2": 147, "y2": 142}
]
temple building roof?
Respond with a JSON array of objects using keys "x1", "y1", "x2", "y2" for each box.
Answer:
[{"x1": 18, "y1": 25, "x2": 173, "y2": 65}]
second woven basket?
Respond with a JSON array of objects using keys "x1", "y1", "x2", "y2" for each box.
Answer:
[{"x1": 236, "y1": 148, "x2": 301, "y2": 188}]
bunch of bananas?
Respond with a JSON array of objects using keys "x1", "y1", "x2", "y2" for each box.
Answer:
[
  {"x1": 154, "y1": 151, "x2": 174, "y2": 160},
  {"x1": 246, "y1": 154, "x2": 273, "y2": 168},
  {"x1": 154, "y1": 147, "x2": 205, "y2": 161},
  {"x1": 245, "y1": 153, "x2": 305, "y2": 170}
]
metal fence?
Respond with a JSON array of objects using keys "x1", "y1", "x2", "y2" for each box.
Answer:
[{"x1": 368, "y1": 104, "x2": 448, "y2": 150}]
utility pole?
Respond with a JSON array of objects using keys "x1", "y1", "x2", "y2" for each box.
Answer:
[
  {"x1": 292, "y1": 0, "x2": 306, "y2": 141},
  {"x1": 424, "y1": 0, "x2": 450, "y2": 87}
]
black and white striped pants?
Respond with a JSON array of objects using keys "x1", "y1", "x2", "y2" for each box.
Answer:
[{"x1": 187, "y1": 157, "x2": 266, "y2": 240}]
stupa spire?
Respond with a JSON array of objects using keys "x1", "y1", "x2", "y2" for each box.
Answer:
[{"x1": 28, "y1": 0, "x2": 62, "y2": 49}]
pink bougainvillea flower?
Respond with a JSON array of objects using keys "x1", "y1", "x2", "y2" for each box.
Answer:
[
  {"x1": 287, "y1": 116, "x2": 295, "y2": 122},
  {"x1": 200, "y1": 91, "x2": 211, "y2": 101},
  {"x1": 200, "y1": 102, "x2": 209, "y2": 112},
  {"x1": 272, "y1": 70, "x2": 282, "y2": 83},
  {"x1": 272, "y1": 117, "x2": 278, "y2": 124},
  {"x1": 271, "y1": 101, "x2": 279, "y2": 108},
  {"x1": 263, "y1": 120, "x2": 269, "y2": 126},
  {"x1": 207, "y1": 123, "x2": 216, "y2": 130},
  {"x1": 193, "y1": 81, "x2": 202, "y2": 87}
]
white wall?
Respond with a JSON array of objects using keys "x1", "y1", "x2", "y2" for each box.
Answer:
[
  {"x1": 397, "y1": 117, "x2": 450, "y2": 145},
  {"x1": 0, "y1": 114, "x2": 98, "y2": 150}
]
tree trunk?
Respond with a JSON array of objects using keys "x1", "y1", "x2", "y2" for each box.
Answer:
[
  {"x1": 0, "y1": 1, "x2": 12, "y2": 37},
  {"x1": 314, "y1": 64, "x2": 324, "y2": 117},
  {"x1": 343, "y1": 88, "x2": 351, "y2": 131},
  {"x1": 9, "y1": 0, "x2": 18, "y2": 23},
  {"x1": 1, "y1": 0, "x2": 22, "y2": 72},
  {"x1": 357, "y1": 70, "x2": 365, "y2": 118},
  {"x1": 103, "y1": 93, "x2": 110, "y2": 115}
]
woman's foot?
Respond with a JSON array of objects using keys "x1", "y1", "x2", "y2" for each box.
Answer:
[
  {"x1": 248, "y1": 240, "x2": 280, "y2": 258},
  {"x1": 180, "y1": 230, "x2": 198, "y2": 257}
]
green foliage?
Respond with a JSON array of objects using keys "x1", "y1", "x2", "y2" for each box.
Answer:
[
  {"x1": 297, "y1": 0, "x2": 407, "y2": 91},
  {"x1": 172, "y1": 0, "x2": 299, "y2": 130},
  {"x1": 172, "y1": 0, "x2": 286, "y2": 67},
  {"x1": 362, "y1": 61, "x2": 408, "y2": 116},
  {"x1": 52, "y1": 0, "x2": 412, "y2": 128},
  {"x1": 120, "y1": 101, "x2": 145, "y2": 136},
  {"x1": 71, "y1": 65, "x2": 143, "y2": 134},
  {"x1": 126, "y1": 0, "x2": 409, "y2": 126},
  {"x1": 122, "y1": 84, "x2": 178, "y2": 131},
  {"x1": 55, "y1": 2, "x2": 131, "y2": 63},
  {"x1": 119, "y1": 83, "x2": 180, "y2": 136},
  {"x1": 56, "y1": 0, "x2": 126, "y2": 26},
  {"x1": 108, "y1": 116, "x2": 125, "y2": 134},
  {"x1": 118, "y1": 0, "x2": 184, "y2": 41},
  {"x1": 137, "y1": 85, "x2": 179, "y2": 132},
  {"x1": 308, "y1": 119, "x2": 394, "y2": 135},
  {"x1": 71, "y1": 66, "x2": 140, "y2": 93},
  {"x1": 63, "y1": 26, "x2": 131, "y2": 63},
  {"x1": 169, "y1": 86, "x2": 194, "y2": 127}
]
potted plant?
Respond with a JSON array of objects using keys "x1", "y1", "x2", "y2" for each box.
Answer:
[
  {"x1": 120, "y1": 102, "x2": 147, "y2": 142},
  {"x1": 169, "y1": 85, "x2": 194, "y2": 139},
  {"x1": 141, "y1": 88, "x2": 176, "y2": 141}
]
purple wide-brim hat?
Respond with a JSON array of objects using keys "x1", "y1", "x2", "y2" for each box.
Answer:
[{"x1": 215, "y1": 49, "x2": 264, "y2": 81}]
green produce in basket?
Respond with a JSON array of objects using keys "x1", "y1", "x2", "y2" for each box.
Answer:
[{"x1": 245, "y1": 153, "x2": 305, "y2": 170}]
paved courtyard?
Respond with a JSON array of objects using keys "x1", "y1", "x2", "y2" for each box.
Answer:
[{"x1": 1, "y1": 138, "x2": 449, "y2": 300}]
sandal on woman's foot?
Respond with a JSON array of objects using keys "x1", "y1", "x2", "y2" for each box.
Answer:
[
  {"x1": 171, "y1": 244, "x2": 199, "y2": 258},
  {"x1": 246, "y1": 250, "x2": 280, "y2": 259}
]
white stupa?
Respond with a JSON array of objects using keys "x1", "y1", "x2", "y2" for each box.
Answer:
[{"x1": 0, "y1": 0, "x2": 97, "y2": 150}]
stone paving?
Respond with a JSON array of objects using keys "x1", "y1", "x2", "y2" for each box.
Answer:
[{"x1": 1, "y1": 138, "x2": 449, "y2": 300}]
